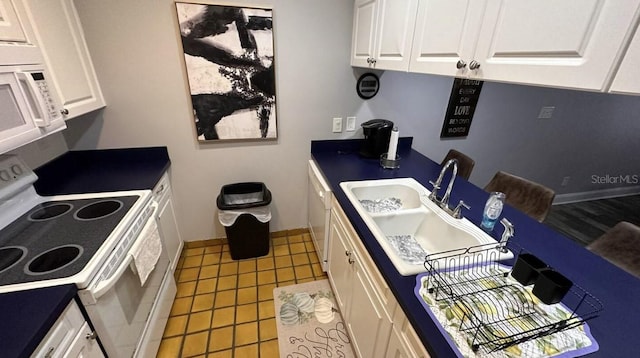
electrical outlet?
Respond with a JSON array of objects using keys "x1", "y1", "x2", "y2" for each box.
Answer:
[
  {"x1": 332, "y1": 117, "x2": 342, "y2": 133},
  {"x1": 346, "y1": 116, "x2": 356, "y2": 131},
  {"x1": 538, "y1": 106, "x2": 555, "y2": 119},
  {"x1": 561, "y1": 176, "x2": 570, "y2": 186}
]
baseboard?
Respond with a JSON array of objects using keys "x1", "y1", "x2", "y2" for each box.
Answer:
[{"x1": 554, "y1": 185, "x2": 640, "y2": 205}]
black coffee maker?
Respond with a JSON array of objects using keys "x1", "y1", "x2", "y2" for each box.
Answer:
[{"x1": 359, "y1": 119, "x2": 394, "y2": 158}]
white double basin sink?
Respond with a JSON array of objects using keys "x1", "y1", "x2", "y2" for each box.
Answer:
[{"x1": 340, "y1": 178, "x2": 512, "y2": 276}]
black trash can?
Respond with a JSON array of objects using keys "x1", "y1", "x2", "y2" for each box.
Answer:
[{"x1": 217, "y1": 182, "x2": 272, "y2": 260}]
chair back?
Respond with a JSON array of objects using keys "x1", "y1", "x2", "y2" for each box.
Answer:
[
  {"x1": 484, "y1": 171, "x2": 555, "y2": 222},
  {"x1": 587, "y1": 221, "x2": 640, "y2": 278},
  {"x1": 442, "y1": 149, "x2": 475, "y2": 180}
]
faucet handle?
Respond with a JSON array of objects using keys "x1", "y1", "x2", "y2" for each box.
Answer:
[
  {"x1": 452, "y1": 200, "x2": 470, "y2": 219},
  {"x1": 427, "y1": 180, "x2": 440, "y2": 200},
  {"x1": 498, "y1": 218, "x2": 514, "y2": 252}
]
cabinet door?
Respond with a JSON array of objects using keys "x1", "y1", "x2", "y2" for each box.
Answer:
[
  {"x1": 410, "y1": 0, "x2": 486, "y2": 76},
  {"x1": 386, "y1": 327, "x2": 411, "y2": 358},
  {"x1": 352, "y1": 0, "x2": 379, "y2": 67},
  {"x1": 64, "y1": 323, "x2": 104, "y2": 358},
  {"x1": 347, "y1": 258, "x2": 392, "y2": 358},
  {"x1": 0, "y1": 0, "x2": 26, "y2": 42},
  {"x1": 373, "y1": 0, "x2": 419, "y2": 71},
  {"x1": 31, "y1": 302, "x2": 85, "y2": 358},
  {"x1": 474, "y1": 0, "x2": 640, "y2": 90},
  {"x1": 327, "y1": 211, "x2": 354, "y2": 313},
  {"x1": 157, "y1": 197, "x2": 182, "y2": 272},
  {"x1": 23, "y1": 0, "x2": 105, "y2": 119},
  {"x1": 610, "y1": 24, "x2": 640, "y2": 94}
]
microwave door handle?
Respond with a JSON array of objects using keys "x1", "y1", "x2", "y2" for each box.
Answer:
[
  {"x1": 15, "y1": 72, "x2": 50, "y2": 127},
  {"x1": 92, "y1": 203, "x2": 160, "y2": 299}
]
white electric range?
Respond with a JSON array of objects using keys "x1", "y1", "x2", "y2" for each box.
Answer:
[{"x1": 0, "y1": 154, "x2": 176, "y2": 357}]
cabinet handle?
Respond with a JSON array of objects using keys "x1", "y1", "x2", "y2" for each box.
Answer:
[
  {"x1": 155, "y1": 184, "x2": 165, "y2": 195},
  {"x1": 345, "y1": 250, "x2": 355, "y2": 264},
  {"x1": 469, "y1": 60, "x2": 481, "y2": 70},
  {"x1": 60, "y1": 108, "x2": 69, "y2": 116},
  {"x1": 45, "y1": 347, "x2": 55, "y2": 358},
  {"x1": 370, "y1": 58, "x2": 376, "y2": 64},
  {"x1": 456, "y1": 59, "x2": 467, "y2": 69},
  {"x1": 366, "y1": 58, "x2": 371, "y2": 64},
  {"x1": 86, "y1": 331, "x2": 98, "y2": 340}
]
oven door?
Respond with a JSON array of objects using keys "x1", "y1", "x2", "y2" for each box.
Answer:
[{"x1": 77, "y1": 206, "x2": 176, "y2": 358}]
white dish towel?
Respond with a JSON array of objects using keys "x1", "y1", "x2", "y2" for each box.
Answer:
[{"x1": 130, "y1": 218, "x2": 162, "y2": 286}]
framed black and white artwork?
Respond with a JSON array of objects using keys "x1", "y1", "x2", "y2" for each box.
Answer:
[{"x1": 176, "y1": 3, "x2": 276, "y2": 141}]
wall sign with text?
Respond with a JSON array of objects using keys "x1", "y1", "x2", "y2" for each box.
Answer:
[{"x1": 440, "y1": 78, "x2": 484, "y2": 138}]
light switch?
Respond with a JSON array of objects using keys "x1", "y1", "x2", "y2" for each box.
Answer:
[
  {"x1": 346, "y1": 117, "x2": 356, "y2": 131},
  {"x1": 332, "y1": 117, "x2": 342, "y2": 133}
]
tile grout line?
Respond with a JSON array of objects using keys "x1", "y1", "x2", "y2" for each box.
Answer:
[{"x1": 159, "y1": 231, "x2": 326, "y2": 357}]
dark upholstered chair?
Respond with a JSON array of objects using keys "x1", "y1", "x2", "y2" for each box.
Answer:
[
  {"x1": 441, "y1": 149, "x2": 475, "y2": 180},
  {"x1": 484, "y1": 171, "x2": 555, "y2": 222},
  {"x1": 587, "y1": 221, "x2": 640, "y2": 278}
]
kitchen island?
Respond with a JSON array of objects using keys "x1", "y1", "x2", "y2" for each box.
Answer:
[{"x1": 311, "y1": 139, "x2": 639, "y2": 357}]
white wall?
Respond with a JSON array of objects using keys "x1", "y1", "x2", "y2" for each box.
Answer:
[
  {"x1": 355, "y1": 71, "x2": 640, "y2": 197},
  {"x1": 8, "y1": 132, "x2": 68, "y2": 169},
  {"x1": 66, "y1": 0, "x2": 360, "y2": 241}
]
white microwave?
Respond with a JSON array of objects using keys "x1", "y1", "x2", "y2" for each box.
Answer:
[{"x1": 0, "y1": 65, "x2": 65, "y2": 154}]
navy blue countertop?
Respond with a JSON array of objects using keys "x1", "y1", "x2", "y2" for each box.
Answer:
[
  {"x1": 3, "y1": 147, "x2": 171, "y2": 357},
  {"x1": 34, "y1": 146, "x2": 171, "y2": 195},
  {"x1": 0, "y1": 285, "x2": 77, "y2": 358},
  {"x1": 311, "y1": 139, "x2": 640, "y2": 357}
]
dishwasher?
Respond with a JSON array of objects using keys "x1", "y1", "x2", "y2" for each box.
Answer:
[{"x1": 307, "y1": 160, "x2": 332, "y2": 272}]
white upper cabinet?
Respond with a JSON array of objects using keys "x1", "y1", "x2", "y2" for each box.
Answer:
[
  {"x1": 410, "y1": 0, "x2": 486, "y2": 77},
  {"x1": 352, "y1": 0, "x2": 378, "y2": 67},
  {"x1": 471, "y1": 0, "x2": 640, "y2": 91},
  {"x1": 609, "y1": 24, "x2": 640, "y2": 95},
  {"x1": 0, "y1": 0, "x2": 26, "y2": 42},
  {"x1": 352, "y1": 0, "x2": 419, "y2": 71},
  {"x1": 356, "y1": 0, "x2": 640, "y2": 91},
  {"x1": 22, "y1": 0, "x2": 105, "y2": 119},
  {"x1": 0, "y1": 0, "x2": 42, "y2": 65}
]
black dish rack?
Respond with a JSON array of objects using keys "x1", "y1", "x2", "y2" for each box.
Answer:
[{"x1": 421, "y1": 243, "x2": 603, "y2": 354}]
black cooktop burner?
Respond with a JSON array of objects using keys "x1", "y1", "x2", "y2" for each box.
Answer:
[
  {"x1": 28, "y1": 203, "x2": 73, "y2": 221},
  {"x1": 26, "y1": 245, "x2": 83, "y2": 275},
  {"x1": 0, "y1": 195, "x2": 139, "y2": 286},
  {"x1": 0, "y1": 246, "x2": 26, "y2": 273},
  {"x1": 75, "y1": 200, "x2": 123, "y2": 220}
]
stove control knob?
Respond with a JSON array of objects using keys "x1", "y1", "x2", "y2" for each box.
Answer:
[
  {"x1": 11, "y1": 164, "x2": 23, "y2": 177},
  {"x1": 0, "y1": 170, "x2": 10, "y2": 182}
]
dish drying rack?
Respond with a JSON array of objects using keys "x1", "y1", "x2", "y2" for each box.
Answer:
[{"x1": 422, "y1": 243, "x2": 603, "y2": 354}]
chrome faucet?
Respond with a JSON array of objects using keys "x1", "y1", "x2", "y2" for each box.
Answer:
[
  {"x1": 428, "y1": 158, "x2": 458, "y2": 211},
  {"x1": 499, "y1": 218, "x2": 514, "y2": 252}
]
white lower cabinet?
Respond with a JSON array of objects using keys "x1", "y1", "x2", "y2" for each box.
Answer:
[
  {"x1": 31, "y1": 301, "x2": 104, "y2": 358},
  {"x1": 327, "y1": 197, "x2": 428, "y2": 358},
  {"x1": 389, "y1": 304, "x2": 431, "y2": 358},
  {"x1": 154, "y1": 172, "x2": 183, "y2": 272},
  {"x1": 64, "y1": 322, "x2": 103, "y2": 358},
  {"x1": 387, "y1": 326, "x2": 410, "y2": 358}
]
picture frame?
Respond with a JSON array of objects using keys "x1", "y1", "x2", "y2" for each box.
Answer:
[{"x1": 175, "y1": 2, "x2": 277, "y2": 141}]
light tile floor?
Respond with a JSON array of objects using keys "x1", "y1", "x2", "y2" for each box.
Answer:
[{"x1": 156, "y1": 229, "x2": 327, "y2": 357}]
